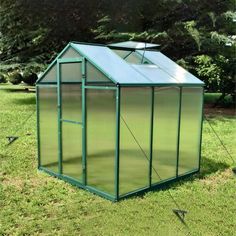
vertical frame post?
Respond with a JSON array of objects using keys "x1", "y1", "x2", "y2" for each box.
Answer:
[
  {"x1": 36, "y1": 85, "x2": 41, "y2": 169},
  {"x1": 82, "y1": 58, "x2": 87, "y2": 186},
  {"x1": 198, "y1": 87, "x2": 204, "y2": 172},
  {"x1": 115, "y1": 84, "x2": 120, "y2": 200},
  {"x1": 57, "y1": 61, "x2": 63, "y2": 174},
  {"x1": 176, "y1": 87, "x2": 182, "y2": 177},
  {"x1": 149, "y1": 87, "x2": 154, "y2": 187}
]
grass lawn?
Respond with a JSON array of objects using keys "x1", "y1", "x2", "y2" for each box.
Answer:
[{"x1": 0, "y1": 85, "x2": 236, "y2": 236}]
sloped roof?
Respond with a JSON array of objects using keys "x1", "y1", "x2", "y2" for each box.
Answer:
[
  {"x1": 37, "y1": 41, "x2": 204, "y2": 86},
  {"x1": 71, "y1": 42, "x2": 203, "y2": 85}
]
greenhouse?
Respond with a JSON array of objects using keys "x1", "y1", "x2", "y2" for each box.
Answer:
[{"x1": 36, "y1": 41, "x2": 204, "y2": 201}]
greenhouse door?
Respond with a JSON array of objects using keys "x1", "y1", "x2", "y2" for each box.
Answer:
[{"x1": 58, "y1": 59, "x2": 83, "y2": 183}]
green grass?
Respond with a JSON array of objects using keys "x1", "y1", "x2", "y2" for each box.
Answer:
[{"x1": 0, "y1": 85, "x2": 236, "y2": 236}]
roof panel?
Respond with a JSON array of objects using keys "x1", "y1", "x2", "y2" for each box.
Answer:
[
  {"x1": 71, "y1": 43, "x2": 151, "y2": 84},
  {"x1": 131, "y1": 64, "x2": 179, "y2": 84},
  {"x1": 137, "y1": 50, "x2": 204, "y2": 85},
  {"x1": 108, "y1": 41, "x2": 160, "y2": 50}
]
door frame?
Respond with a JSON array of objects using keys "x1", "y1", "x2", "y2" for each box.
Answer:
[{"x1": 56, "y1": 57, "x2": 85, "y2": 184}]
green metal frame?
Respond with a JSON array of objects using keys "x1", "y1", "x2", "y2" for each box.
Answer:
[
  {"x1": 36, "y1": 85, "x2": 40, "y2": 168},
  {"x1": 82, "y1": 58, "x2": 87, "y2": 185},
  {"x1": 176, "y1": 87, "x2": 182, "y2": 177},
  {"x1": 115, "y1": 85, "x2": 120, "y2": 200},
  {"x1": 149, "y1": 87, "x2": 154, "y2": 187},
  {"x1": 57, "y1": 60, "x2": 63, "y2": 174},
  {"x1": 198, "y1": 88, "x2": 205, "y2": 172},
  {"x1": 36, "y1": 43, "x2": 205, "y2": 202}
]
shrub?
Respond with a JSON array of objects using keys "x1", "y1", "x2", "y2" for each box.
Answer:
[
  {"x1": 9, "y1": 72, "x2": 23, "y2": 85},
  {"x1": 22, "y1": 71, "x2": 38, "y2": 85},
  {"x1": 0, "y1": 73, "x2": 7, "y2": 83}
]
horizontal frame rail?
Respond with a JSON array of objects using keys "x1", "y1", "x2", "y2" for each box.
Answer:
[
  {"x1": 84, "y1": 85, "x2": 117, "y2": 90},
  {"x1": 57, "y1": 58, "x2": 83, "y2": 63},
  {"x1": 61, "y1": 119, "x2": 83, "y2": 125}
]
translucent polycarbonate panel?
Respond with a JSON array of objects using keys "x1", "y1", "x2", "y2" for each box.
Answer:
[
  {"x1": 125, "y1": 52, "x2": 142, "y2": 64},
  {"x1": 131, "y1": 65, "x2": 179, "y2": 84},
  {"x1": 108, "y1": 41, "x2": 159, "y2": 49},
  {"x1": 86, "y1": 61, "x2": 111, "y2": 82},
  {"x1": 61, "y1": 84, "x2": 82, "y2": 121},
  {"x1": 178, "y1": 87, "x2": 203, "y2": 175},
  {"x1": 112, "y1": 49, "x2": 131, "y2": 59},
  {"x1": 119, "y1": 87, "x2": 151, "y2": 195},
  {"x1": 136, "y1": 50, "x2": 204, "y2": 85},
  {"x1": 39, "y1": 86, "x2": 58, "y2": 172},
  {"x1": 112, "y1": 50, "x2": 151, "y2": 65},
  {"x1": 62, "y1": 122, "x2": 82, "y2": 181},
  {"x1": 152, "y1": 87, "x2": 180, "y2": 183},
  {"x1": 71, "y1": 43, "x2": 148, "y2": 84},
  {"x1": 61, "y1": 47, "x2": 82, "y2": 58},
  {"x1": 40, "y1": 63, "x2": 56, "y2": 83},
  {"x1": 61, "y1": 62, "x2": 82, "y2": 82},
  {"x1": 87, "y1": 89, "x2": 116, "y2": 195}
]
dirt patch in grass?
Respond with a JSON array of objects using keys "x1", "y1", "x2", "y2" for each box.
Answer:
[
  {"x1": 2, "y1": 176, "x2": 47, "y2": 190},
  {"x1": 200, "y1": 169, "x2": 234, "y2": 187},
  {"x1": 204, "y1": 104, "x2": 236, "y2": 116}
]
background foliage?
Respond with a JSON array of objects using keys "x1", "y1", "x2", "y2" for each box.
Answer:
[{"x1": 0, "y1": 0, "x2": 235, "y2": 101}]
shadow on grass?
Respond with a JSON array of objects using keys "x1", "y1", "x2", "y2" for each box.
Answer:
[
  {"x1": 3, "y1": 87, "x2": 35, "y2": 94},
  {"x1": 13, "y1": 96, "x2": 36, "y2": 105},
  {"x1": 152, "y1": 156, "x2": 230, "y2": 196},
  {"x1": 199, "y1": 156, "x2": 230, "y2": 178}
]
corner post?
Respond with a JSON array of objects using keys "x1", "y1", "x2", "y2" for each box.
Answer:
[
  {"x1": 176, "y1": 87, "x2": 182, "y2": 177},
  {"x1": 57, "y1": 60, "x2": 63, "y2": 174},
  {"x1": 36, "y1": 85, "x2": 41, "y2": 169},
  {"x1": 115, "y1": 84, "x2": 120, "y2": 200},
  {"x1": 82, "y1": 58, "x2": 87, "y2": 186},
  {"x1": 149, "y1": 87, "x2": 154, "y2": 187},
  {"x1": 198, "y1": 87, "x2": 204, "y2": 172}
]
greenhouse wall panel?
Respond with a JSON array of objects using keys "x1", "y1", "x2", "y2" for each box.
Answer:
[
  {"x1": 119, "y1": 87, "x2": 151, "y2": 195},
  {"x1": 38, "y1": 86, "x2": 58, "y2": 173},
  {"x1": 86, "y1": 89, "x2": 116, "y2": 196},
  {"x1": 152, "y1": 87, "x2": 180, "y2": 183},
  {"x1": 178, "y1": 87, "x2": 203, "y2": 175}
]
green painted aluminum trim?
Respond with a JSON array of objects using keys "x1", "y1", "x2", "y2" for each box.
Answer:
[
  {"x1": 57, "y1": 62, "x2": 63, "y2": 174},
  {"x1": 39, "y1": 82, "x2": 82, "y2": 85},
  {"x1": 57, "y1": 58, "x2": 83, "y2": 63},
  {"x1": 36, "y1": 84, "x2": 58, "y2": 87},
  {"x1": 82, "y1": 58, "x2": 87, "y2": 185},
  {"x1": 38, "y1": 165, "x2": 199, "y2": 201},
  {"x1": 85, "y1": 186, "x2": 116, "y2": 201},
  {"x1": 36, "y1": 43, "x2": 71, "y2": 84},
  {"x1": 38, "y1": 166, "x2": 59, "y2": 177},
  {"x1": 84, "y1": 85, "x2": 117, "y2": 90},
  {"x1": 176, "y1": 168, "x2": 199, "y2": 177},
  {"x1": 36, "y1": 86, "x2": 41, "y2": 168},
  {"x1": 38, "y1": 167, "x2": 115, "y2": 201},
  {"x1": 198, "y1": 88, "x2": 205, "y2": 172},
  {"x1": 115, "y1": 85, "x2": 120, "y2": 200},
  {"x1": 61, "y1": 119, "x2": 83, "y2": 125},
  {"x1": 119, "y1": 83, "x2": 205, "y2": 87},
  {"x1": 61, "y1": 174, "x2": 83, "y2": 186},
  {"x1": 71, "y1": 41, "x2": 106, "y2": 47},
  {"x1": 149, "y1": 87, "x2": 154, "y2": 187},
  {"x1": 70, "y1": 43, "x2": 117, "y2": 85},
  {"x1": 119, "y1": 186, "x2": 149, "y2": 198},
  {"x1": 176, "y1": 87, "x2": 182, "y2": 177},
  {"x1": 151, "y1": 176, "x2": 177, "y2": 186}
]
